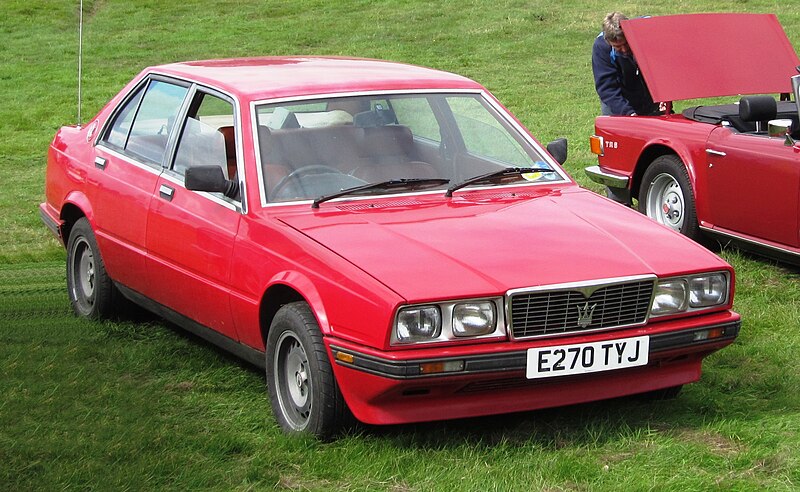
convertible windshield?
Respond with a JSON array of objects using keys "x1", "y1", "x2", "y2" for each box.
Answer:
[{"x1": 255, "y1": 93, "x2": 564, "y2": 203}]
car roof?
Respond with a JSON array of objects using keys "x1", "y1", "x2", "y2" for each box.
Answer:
[
  {"x1": 150, "y1": 56, "x2": 484, "y2": 100},
  {"x1": 622, "y1": 13, "x2": 800, "y2": 102}
]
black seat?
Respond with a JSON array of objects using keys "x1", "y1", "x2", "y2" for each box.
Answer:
[{"x1": 739, "y1": 96, "x2": 777, "y2": 133}]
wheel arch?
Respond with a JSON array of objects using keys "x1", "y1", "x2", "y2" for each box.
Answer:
[
  {"x1": 258, "y1": 274, "x2": 330, "y2": 347},
  {"x1": 632, "y1": 142, "x2": 698, "y2": 201},
  {"x1": 59, "y1": 197, "x2": 93, "y2": 245}
]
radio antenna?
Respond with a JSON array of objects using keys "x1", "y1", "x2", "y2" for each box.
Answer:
[{"x1": 77, "y1": 0, "x2": 84, "y2": 127}]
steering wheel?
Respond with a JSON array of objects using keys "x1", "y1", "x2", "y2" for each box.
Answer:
[{"x1": 270, "y1": 165, "x2": 344, "y2": 200}]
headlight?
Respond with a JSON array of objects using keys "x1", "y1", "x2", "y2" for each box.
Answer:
[
  {"x1": 395, "y1": 305, "x2": 441, "y2": 343},
  {"x1": 453, "y1": 301, "x2": 496, "y2": 337},
  {"x1": 651, "y1": 272, "x2": 729, "y2": 318},
  {"x1": 651, "y1": 279, "x2": 688, "y2": 316},
  {"x1": 689, "y1": 274, "x2": 727, "y2": 307},
  {"x1": 392, "y1": 298, "x2": 505, "y2": 345}
]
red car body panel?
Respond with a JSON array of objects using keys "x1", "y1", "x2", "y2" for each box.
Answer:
[
  {"x1": 622, "y1": 13, "x2": 800, "y2": 101},
  {"x1": 590, "y1": 14, "x2": 800, "y2": 264},
  {"x1": 43, "y1": 56, "x2": 740, "y2": 427}
]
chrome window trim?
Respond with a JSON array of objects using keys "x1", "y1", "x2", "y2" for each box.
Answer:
[
  {"x1": 95, "y1": 70, "x2": 247, "y2": 214},
  {"x1": 505, "y1": 274, "x2": 657, "y2": 341},
  {"x1": 250, "y1": 89, "x2": 571, "y2": 208},
  {"x1": 93, "y1": 145, "x2": 163, "y2": 176}
]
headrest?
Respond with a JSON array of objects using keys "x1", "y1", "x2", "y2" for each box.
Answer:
[
  {"x1": 739, "y1": 96, "x2": 777, "y2": 122},
  {"x1": 218, "y1": 126, "x2": 236, "y2": 158},
  {"x1": 360, "y1": 126, "x2": 413, "y2": 157}
]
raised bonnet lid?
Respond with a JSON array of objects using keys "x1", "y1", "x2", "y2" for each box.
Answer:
[{"x1": 622, "y1": 13, "x2": 800, "y2": 102}]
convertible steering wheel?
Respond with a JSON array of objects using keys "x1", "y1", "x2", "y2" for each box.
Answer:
[{"x1": 270, "y1": 165, "x2": 344, "y2": 200}]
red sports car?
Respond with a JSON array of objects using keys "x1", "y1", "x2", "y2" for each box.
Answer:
[
  {"x1": 42, "y1": 56, "x2": 739, "y2": 438},
  {"x1": 587, "y1": 13, "x2": 800, "y2": 265}
]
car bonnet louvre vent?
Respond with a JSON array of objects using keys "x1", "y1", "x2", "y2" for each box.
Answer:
[
  {"x1": 509, "y1": 278, "x2": 654, "y2": 339},
  {"x1": 335, "y1": 199, "x2": 424, "y2": 211},
  {"x1": 459, "y1": 191, "x2": 538, "y2": 201}
]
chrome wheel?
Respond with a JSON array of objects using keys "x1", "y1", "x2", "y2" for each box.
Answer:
[
  {"x1": 273, "y1": 331, "x2": 313, "y2": 430},
  {"x1": 638, "y1": 155, "x2": 700, "y2": 241},
  {"x1": 645, "y1": 173, "x2": 685, "y2": 232}
]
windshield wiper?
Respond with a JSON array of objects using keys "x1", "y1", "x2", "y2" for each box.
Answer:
[
  {"x1": 312, "y1": 178, "x2": 450, "y2": 208},
  {"x1": 444, "y1": 166, "x2": 554, "y2": 197}
]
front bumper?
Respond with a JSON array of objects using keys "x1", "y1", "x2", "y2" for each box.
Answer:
[
  {"x1": 584, "y1": 165, "x2": 632, "y2": 205},
  {"x1": 331, "y1": 320, "x2": 739, "y2": 379},
  {"x1": 327, "y1": 314, "x2": 740, "y2": 425}
]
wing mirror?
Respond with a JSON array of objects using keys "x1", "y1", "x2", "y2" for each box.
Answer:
[
  {"x1": 546, "y1": 138, "x2": 568, "y2": 164},
  {"x1": 185, "y1": 166, "x2": 239, "y2": 199}
]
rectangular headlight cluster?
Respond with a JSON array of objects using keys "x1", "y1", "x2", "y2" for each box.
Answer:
[
  {"x1": 651, "y1": 272, "x2": 730, "y2": 317},
  {"x1": 392, "y1": 298, "x2": 505, "y2": 345}
]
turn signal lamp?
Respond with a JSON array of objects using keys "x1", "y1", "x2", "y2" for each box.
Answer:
[{"x1": 589, "y1": 135, "x2": 604, "y2": 156}]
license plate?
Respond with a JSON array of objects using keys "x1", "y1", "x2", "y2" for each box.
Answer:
[{"x1": 526, "y1": 336, "x2": 649, "y2": 379}]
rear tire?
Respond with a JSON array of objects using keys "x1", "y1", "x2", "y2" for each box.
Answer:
[
  {"x1": 66, "y1": 218, "x2": 117, "y2": 319},
  {"x1": 638, "y1": 155, "x2": 701, "y2": 241},
  {"x1": 266, "y1": 301, "x2": 352, "y2": 439}
]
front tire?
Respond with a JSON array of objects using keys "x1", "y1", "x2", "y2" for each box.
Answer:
[
  {"x1": 66, "y1": 217, "x2": 117, "y2": 319},
  {"x1": 266, "y1": 302, "x2": 351, "y2": 439},
  {"x1": 638, "y1": 155, "x2": 701, "y2": 241}
]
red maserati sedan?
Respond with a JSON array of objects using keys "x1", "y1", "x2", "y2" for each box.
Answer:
[
  {"x1": 42, "y1": 56, "x2": 740, "y2": 438},
  {"x1": 587, "y1": 13, "x2": 800, "y2": 265}
]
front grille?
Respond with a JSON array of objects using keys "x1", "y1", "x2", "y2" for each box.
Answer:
[{"x1": 509, "y1": 278, "x2": 654, "y2": 339}]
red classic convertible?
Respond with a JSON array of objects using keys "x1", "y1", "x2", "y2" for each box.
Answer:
[
  {"x1": 43, "y1": 57, "x2": 739, "y2": 438},
  {"x1": 587, "y1": 13, "x2": 800, "y2": 265}
]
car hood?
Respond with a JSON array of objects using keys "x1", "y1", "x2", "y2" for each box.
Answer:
[
  {"x1": 622, "y1": 13, "x2": 800, "y2": 101},
  {"x1": 276, "y1": 188, "x2": 728, "y2": 301}
]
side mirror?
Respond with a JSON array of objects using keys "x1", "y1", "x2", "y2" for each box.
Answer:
[
  {"x1": 185, "y1": 166, "x2": 239, "y2": 199},
  {"x1": 546, "y1": 138, "x2": 568, "y2": 165}
]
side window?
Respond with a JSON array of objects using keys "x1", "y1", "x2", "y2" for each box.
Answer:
[
  {"x1": 172, "y1": 92, "x2": 236, "y2": 180},
  {"x1": 105, "y1": 88, "x2": 144, "y2": 149},
  {"x1": 102, "y1": 79, "x2": 188, "y2": 165},
  {"x1": 392, "y1": 97, "x2": 441, "y2": 144}
]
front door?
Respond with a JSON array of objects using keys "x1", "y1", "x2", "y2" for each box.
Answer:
[
  {"x1": 145, "y1": 87, "x2": 242, "y2": 340},
  {"x1": 705, "y1": 126, "x2": 800, "y2": 247}
]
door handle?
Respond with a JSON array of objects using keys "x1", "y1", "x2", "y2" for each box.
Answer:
[
  {"x1": 705, "y1": 149, "x2": 726, "y2": 157},
  {"x1": 94, "y1": 156, "x2": 107, "y2": 169},
  {"x1": 159, "y1": 184, "x2": 175, "y2": 201}
]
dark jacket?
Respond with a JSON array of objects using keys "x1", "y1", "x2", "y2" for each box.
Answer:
[{"x1": 592, "y1": 34, "x2": 658, "y2": 116}]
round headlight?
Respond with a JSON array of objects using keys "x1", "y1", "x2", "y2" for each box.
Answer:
[
  {"x1": 689, "y1": 274, "x2": 727, "y2": 307},
  {"x1": 396, "y1": 306, "x2": 441, "y2": 343},
  {"x1": 452, "y1": 302, "x2": 496, "y2": 337},
  {"x1": 652, "y1": 279, "x2": 688, "y2": 316}
]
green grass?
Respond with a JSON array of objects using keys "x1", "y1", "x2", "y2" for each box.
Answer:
[{"x1": 2, "y1": 0, "x2": 800, "y2": 490}]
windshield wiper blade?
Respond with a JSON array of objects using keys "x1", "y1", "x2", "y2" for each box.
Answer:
[
  {"x1": 312, "y1": 178, "x2": 450, "y2": 209},
  {"x1": 445, "y1": 166, "x2": 554, "y2": 197}
]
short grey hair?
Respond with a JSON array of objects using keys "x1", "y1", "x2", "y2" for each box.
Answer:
[{"x1": 602, "y1": 12, "x2": 628, "y2": 42}]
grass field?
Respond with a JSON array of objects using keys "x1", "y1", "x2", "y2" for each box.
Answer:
[{"x1": 2, "y1": 0, "x2": 800, "y2": 490}]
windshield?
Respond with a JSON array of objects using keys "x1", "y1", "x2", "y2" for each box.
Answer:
[{"x1": 255, "y1": 93, "x2": 564, "y2": 203}]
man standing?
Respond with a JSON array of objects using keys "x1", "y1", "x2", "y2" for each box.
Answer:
[{"x1": 592, "y1": 12, "x2": 659, "y2": 116}]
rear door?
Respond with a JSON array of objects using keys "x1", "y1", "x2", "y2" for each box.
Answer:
[
  {"x1": 94, "y1": 77, "x2": 190, "y2": 294},
  {"x1": 145, "y1": 85, "x2": 242, "y2": 340},
  {"x1": 705, "y1": 126, "x2": 800, "y2": 247}
]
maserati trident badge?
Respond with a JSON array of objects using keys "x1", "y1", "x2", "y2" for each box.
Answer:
[{"x1": 576, "y1": 302, "x2": 597, "y2": 328}]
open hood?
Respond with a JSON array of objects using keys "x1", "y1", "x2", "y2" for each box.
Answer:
[{"x1": 622, "y1": 13, "x2": 800, "y2": 102}]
